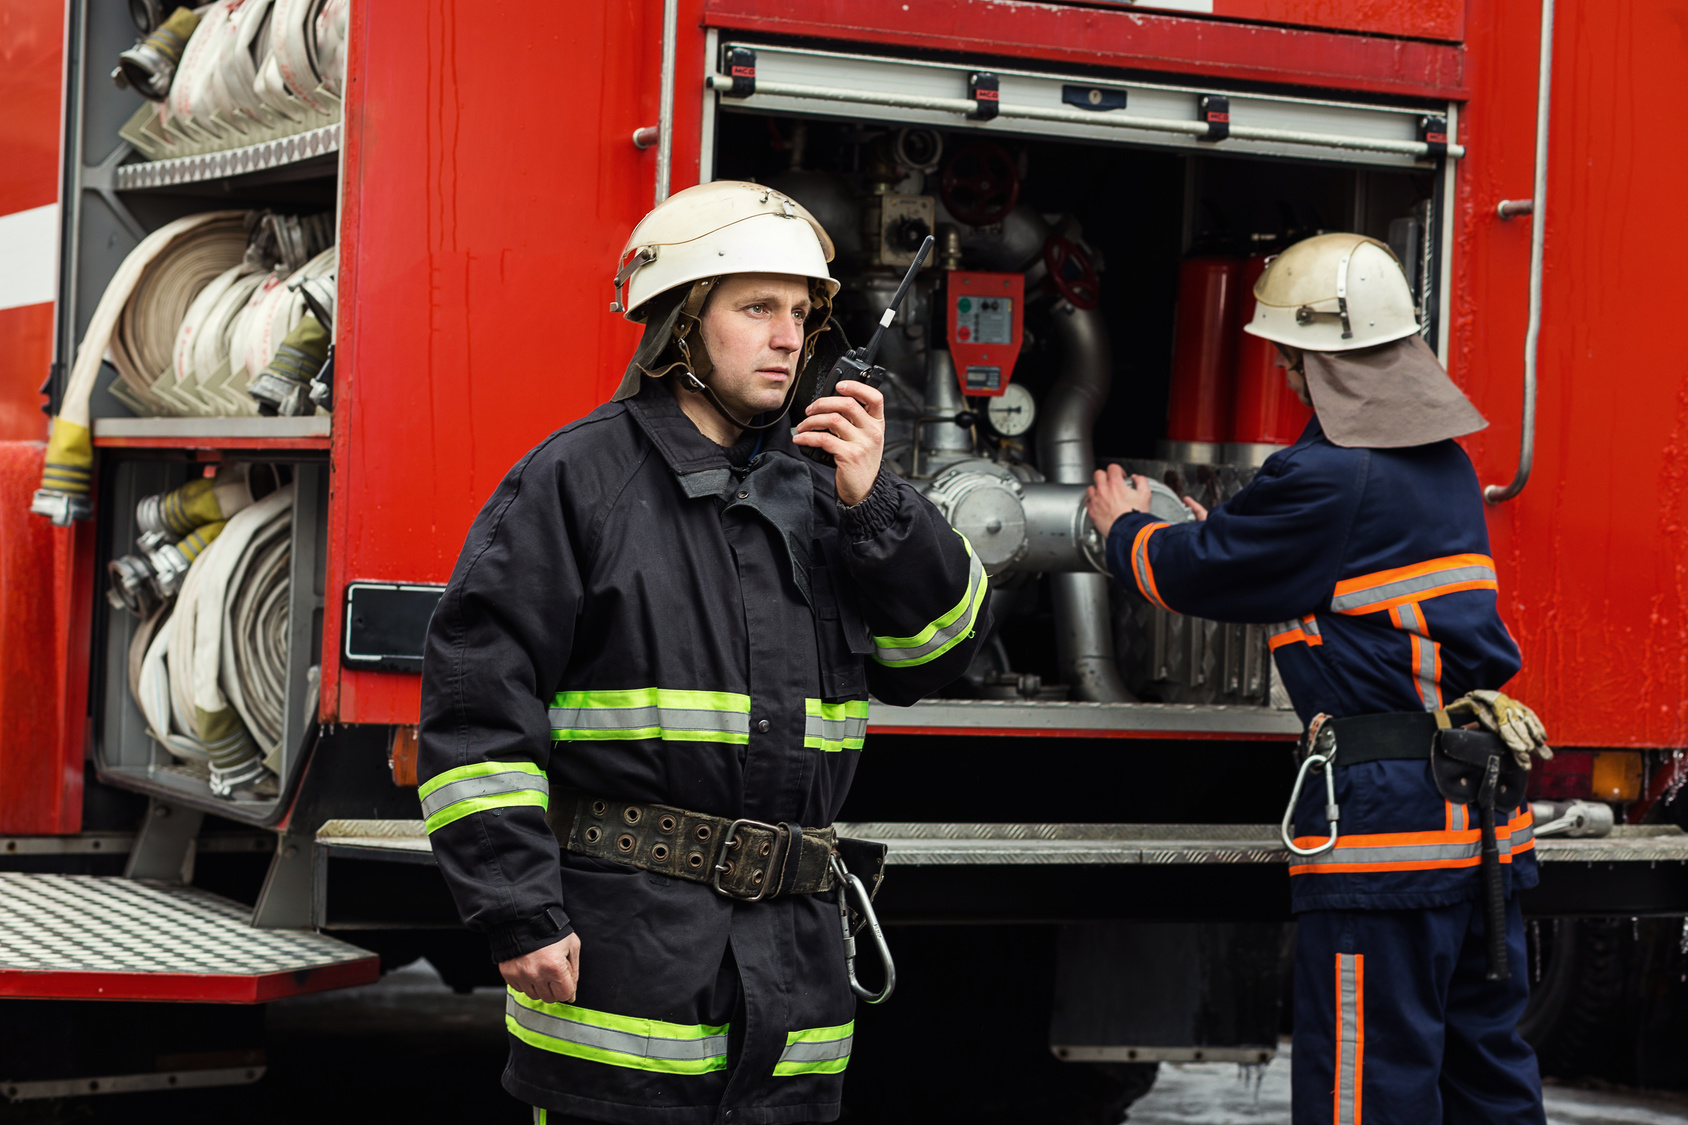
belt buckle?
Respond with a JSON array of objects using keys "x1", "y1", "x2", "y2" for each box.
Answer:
[{"x1": 712, "y1": 817, "x2": 785, "y2": 902}]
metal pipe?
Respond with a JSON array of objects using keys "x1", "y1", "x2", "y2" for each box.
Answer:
[
  {"x1": 655, "y1": 0, "x2": 678, "y2": 204},
  {"x1": 1485, "y1": 0, "x2": 1554, "y2": 505},
  {"x1": 706, "y1": 75, "x2": 1464, "y2": 160},
  {"x1": 1037, "y1": 301, "x2": 1133, "y2": 702},
  {"x1": 919, "y1": 346, "x2": 972, "y2": 477}
]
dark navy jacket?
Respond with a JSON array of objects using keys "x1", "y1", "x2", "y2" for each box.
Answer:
[
  {"x1": 1108, "y1": 418, "x2": 1535, "y2": 912},
  {"x1": 418, "y1": 378, "x2": 989, "y2": 1122}
]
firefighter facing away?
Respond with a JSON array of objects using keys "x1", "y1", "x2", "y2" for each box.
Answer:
[
  {"x1": 1088, "y1": 233, "x2": 1549, "y2": 1124},
  {"x1": 417, "y1": 181, "x2": 990, "y2": 1124}
]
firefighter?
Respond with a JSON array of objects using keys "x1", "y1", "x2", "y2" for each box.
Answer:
[
  {"x1": 1086, "y1": 233, "x2": 1546, "y2": 1124},
  {"x1": 417, "y1": 180, "x2": 989, "y2": 1125}
]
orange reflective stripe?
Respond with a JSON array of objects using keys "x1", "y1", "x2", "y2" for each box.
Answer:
[
  {"x1": 1331, "y1": 553, "x2": 1498, "y2": 616},
  {"x1": 1131, "y1": 522, "x2": 1173, "y2": 612},
  {"x1": 1267, "y1": 614, "x2": 1323, "y2": 651},
  {"x1": 1289, "y1": 817, "x2": 1533, "y2": 875}
]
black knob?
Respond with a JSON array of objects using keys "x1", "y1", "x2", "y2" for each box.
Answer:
[{"x1": 893, "y1": 217, "x2": 932, "y2": 253}]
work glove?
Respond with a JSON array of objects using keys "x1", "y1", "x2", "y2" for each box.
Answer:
[{"x1": 1445, "y1": 690, "x2": 1552, "y2": 770}]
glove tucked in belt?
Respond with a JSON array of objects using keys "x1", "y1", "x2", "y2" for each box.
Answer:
[{"x1": 546, "y1": 790, "x2": 837, "y2": 901}]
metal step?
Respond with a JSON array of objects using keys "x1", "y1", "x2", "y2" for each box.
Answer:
[
  {"x1": 0, "y1": 873, "x2": 378, "y2": 1002},
  {"x1": 316, "y1": 818, "x2": 1688, "y2": 867}
]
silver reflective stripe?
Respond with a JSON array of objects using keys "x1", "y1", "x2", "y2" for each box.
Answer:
[
  {"x1": 1330, "y1": 563, "x2": 1495, "y2": 613},
  {"x1": 548, "y1": 705, "x2": 750, "y2": 739},
  {"x1": 1510, "y1": 815, "x2": 1534, "y2": 848},
  {"x1": 1336, "y1": 953, "x2": 1362, "y2": 1125},
  {"x1": 1394, "y1": 603, "x2": 1440, "y2": 710},
  {"x1": 1304, "y1": 614, "x2": 1322, "y2": 639},
  {"x1": 506, "y1": 993, "x2": 729, "y2": 1065},
  {"x1": 419, "y1": 771, "x2": 549, "y2": 821},
  {"x1": 805, "y1": 713, "x2": 866, "y2": 746},
  {"x1": 872, "y1": 546, "x2": 988, "y2": 666},
  {"x1": 779, "y1": 1031, "x2": 853, "y2": 1066},
  {"x1": 1296, "y1": 835, "x2": 1519, "y2": 868},
  {"x1": 1449, "y1": 803, "x2": 1469, "y2": 831}
]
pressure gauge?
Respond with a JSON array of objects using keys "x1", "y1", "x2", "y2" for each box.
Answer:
[{"x1": 985, "y1": 383, "x2": 1037, "y2": 438}]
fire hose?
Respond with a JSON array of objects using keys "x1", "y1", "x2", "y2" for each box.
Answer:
[
  {"x1": 33, "y1": 212, "x2": 334, "y2": 524},
  {"x1": 136, "y1": 482, "x2": 296, "y2": 797}
]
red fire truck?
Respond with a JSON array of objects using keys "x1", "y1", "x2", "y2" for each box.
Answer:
[{"x1": 1, "y1": 0, "x2": 1686, "y2": 1114}]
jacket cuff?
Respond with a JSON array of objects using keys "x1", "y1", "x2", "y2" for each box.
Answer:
[
  {"x1": 840, "y1": 469, "x2": 900, "y2": 543},
  {"x1": 1105, "y1": 511, "x2": 1158, "y2": 583},
  {"x1": 485, "y1": 905, "x2": 574, "y2": 964}
]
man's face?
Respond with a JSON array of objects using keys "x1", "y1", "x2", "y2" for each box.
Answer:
[
  {"x1": 1274, "y1": 343, "x2": 1312, "y2": 408},
  {"x1": 696, "y1": 273, "x2": 813, "y2": 418}
]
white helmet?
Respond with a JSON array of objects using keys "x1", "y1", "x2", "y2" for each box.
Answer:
[
  {"x1": 1242, "y1": 233, "x2": 1418, "y2": 353},
  {"x1": 613, "y1": 180, "x2": 839, "y2": 321}
]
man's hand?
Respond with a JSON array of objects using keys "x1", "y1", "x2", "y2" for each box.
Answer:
[
  {"x1": 1086, "y1": 465, "x2": 1155, "y2": 538},
  {"x1": 499, "y1": 932, "x2": 581, "y2": 1005},
  {"x1": 793, "y1": 380, "x2": 885, "y2": 507}
]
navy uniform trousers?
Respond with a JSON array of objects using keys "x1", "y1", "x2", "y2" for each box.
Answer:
[{"x1": 1293, "y1": 898, "x2": 1545, "y2": 1125}]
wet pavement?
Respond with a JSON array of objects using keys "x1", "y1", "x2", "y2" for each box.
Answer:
[
  {"x1": 1128, "y1": 1046, "x2": 1688, "y2": 1125},
  {"x1": 12, "y1": 960, "x2": 1688, "y2": 1123}
]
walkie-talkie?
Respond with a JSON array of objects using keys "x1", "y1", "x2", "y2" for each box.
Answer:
[{"x1": 808, "y1": 235, "x2": 935, "y2": 408}]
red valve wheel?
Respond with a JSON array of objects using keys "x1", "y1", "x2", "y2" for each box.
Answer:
[
  {"x1": 939, "y1": 142, "x2": 1020, "y2": 227},
  {"x1": 1042, "y1": 235, "x2": 1101, "y2": 310}
]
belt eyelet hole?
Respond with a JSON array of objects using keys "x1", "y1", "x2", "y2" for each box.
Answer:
[
  {"x1": 623, "y1": 807, "x2": 642, "y2": 825},
  {"x1": 696, "y1": 825, "x2": 712, "y2": 841},
  {"x1": 687, "y1": 853, "x2": 704, "y2": 868},
  {"x1": 752, "y1": 871, "x2": 764, "y2": 885},
  {"x1": 617, "y1": 834, "x2": 635, "y2": 853},
  {"x1": 659, "y1": 815, "x2": 677, "y2": 833},
  {"x1": 584, "y1": 826, "x2": 601, "y2": 844},
  {"x1": 652, "y1": 844, "x2": 669, "y2": 861},
  {"x1": 722, "y1": 860, "x2": 734, "y2": 875},
  {"x1": 591, "y1": 800, "x2": 608, "y2": 817},
  {"x1": 760, "y1": 842, "x2": 772, "y2": 857}
]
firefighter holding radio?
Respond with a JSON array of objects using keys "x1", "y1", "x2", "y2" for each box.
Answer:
[
  {"x1": 417, "y1": 181, "x2": 988, "y2": 1124},
  {"x1": 1088, "y1": 233, "x2": 1549, "y2": 1124}
]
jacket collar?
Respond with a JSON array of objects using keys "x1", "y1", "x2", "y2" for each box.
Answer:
[{"x1": 623, "y1": 376, "x2": 801, "y2": 498}]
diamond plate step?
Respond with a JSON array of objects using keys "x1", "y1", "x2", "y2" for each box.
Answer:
[{"x1": 0, "y1": 874, "x2": 378, "y2": 1002}]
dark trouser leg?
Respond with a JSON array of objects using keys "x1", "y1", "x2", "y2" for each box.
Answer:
[
  {"x1": 1292, "y1": 908, "x2": 1454, "y2": 1125},
  {"x1": 1438, "y1": 894, "x2": 1546, "y2": 1125}
]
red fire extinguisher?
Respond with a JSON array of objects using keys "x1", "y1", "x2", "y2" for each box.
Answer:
[
  {"x1": 1165, "y1": 257, "x2": 1243, "y2": 450},
  {"x1": 1230, "y1": 253, "x2": 1313, "y2": 448}
]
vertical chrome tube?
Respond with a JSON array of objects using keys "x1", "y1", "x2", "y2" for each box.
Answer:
[
  {"x1": 655, "y1": 0, "x2": 679, "y2": 205},
  {"x1": 1038, "y1": 301, "x2": 1133, "y2": 702},
  {"x1": 1486, "y1": 0, "x2": 1554, "y2": 505}
]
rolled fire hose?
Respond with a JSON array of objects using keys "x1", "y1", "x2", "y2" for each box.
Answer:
[
  {"x1": 220, "y1": 507, "x2": 292, "y2": 767},
  {"x1": 165, "y1": 0, "x2": 235, "y2": 137},
  {"x1": 163, "y1": 483, "x2": 294, "y2": 795},
  {"x1": 34, "y1": 210, "x2": 244, "y2": 524},
  {"x1": 259, "y1": 0, "x2": 347, "y2": 115},
  {"x1": 111, "y1": 215, "x2": 250, "y2": 414}
]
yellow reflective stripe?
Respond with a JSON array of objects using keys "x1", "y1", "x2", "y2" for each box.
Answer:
[
  {"x1": 549, "y1": 688, "x2": 752, "y2": 744},
  {"x1": 419, "y1": 761, "x2": 549, "y2": 834},
  {"x1": 506, "y1": 989, "x2": 729, "y2": 1075},
  {"x1": 871, "y1": 535, "x2": 988, "y2": 668},
  {"x1": 773, "y1": 1020, "x2": 854, "y2": 1076}
]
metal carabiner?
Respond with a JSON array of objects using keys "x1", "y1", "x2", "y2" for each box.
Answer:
[
  {"x1": 830, "y1": 853, "x2": 895, "y2": 1004},
  {"x1": 1281, "y1": 728, "x2": 1341, "y2": 857}
]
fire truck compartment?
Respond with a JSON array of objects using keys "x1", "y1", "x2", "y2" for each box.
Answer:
[
  {"x1": 697, "y1": 37, "x2": 1448, "y2": 732},
  {"x1": 0, "y1": 872, "x2": 376, "y2": 1002}
]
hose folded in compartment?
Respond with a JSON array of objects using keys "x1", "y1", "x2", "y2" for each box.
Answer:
[{"x1": 150, "y1": 483, "x2": 295, "y2": 796}]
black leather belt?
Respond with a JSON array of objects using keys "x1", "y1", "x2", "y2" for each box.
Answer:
[
  {"x1": 546, "y1": 790, "x2": 837, "y2": 901},
  {"x1": 1301, "y1": 711, "x2": 1440, "y2": 765}
]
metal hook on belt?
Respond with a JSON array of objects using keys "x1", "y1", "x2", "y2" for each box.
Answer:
[
  {"x1": 830, "y1": 852, "x2": 895, "y2": 1004},
  {"x1": 1281, "y1": 722, "x2": 1341, "y2": 857}
]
